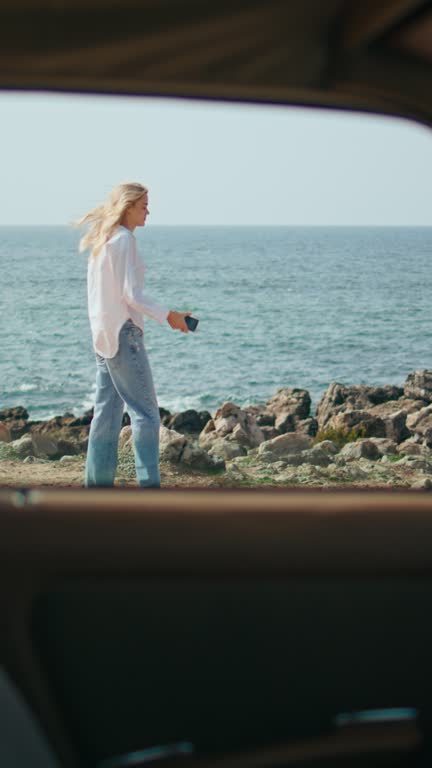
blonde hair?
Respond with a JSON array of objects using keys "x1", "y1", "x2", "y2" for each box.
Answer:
[{"x1": 75, "y1": 182, "x2": 148, "y2": 258}]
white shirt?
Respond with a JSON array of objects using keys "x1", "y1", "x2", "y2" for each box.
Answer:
[{"x1": 87, "y1": 225, "x2": 169, "y2": 358}]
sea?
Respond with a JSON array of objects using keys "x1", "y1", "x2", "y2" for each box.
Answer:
[{"x1": 1, "y1": 225, "x2": 431, "y2": 422}]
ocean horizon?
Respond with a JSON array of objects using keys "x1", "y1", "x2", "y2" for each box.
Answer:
[{"x1": 1, "y1": 225, "x2": 431, "y2": 421}]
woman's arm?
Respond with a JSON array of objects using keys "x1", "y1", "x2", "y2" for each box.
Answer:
[{"x1": 111, "y1": 233, "x2": 191, "y2": 331}]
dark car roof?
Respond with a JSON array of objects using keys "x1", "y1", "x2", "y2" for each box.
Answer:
[{"x1": 2, "y1": 0, "x2": 432, "y2": 125}]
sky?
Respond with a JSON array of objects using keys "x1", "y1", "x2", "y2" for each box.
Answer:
[{"x1": 1, "y1": 91, "x2": 432, "y2": 226}]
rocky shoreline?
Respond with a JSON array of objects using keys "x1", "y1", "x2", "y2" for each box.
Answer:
[{"x1": 2, "y1": 370, "x2": 432, "y2": 488}]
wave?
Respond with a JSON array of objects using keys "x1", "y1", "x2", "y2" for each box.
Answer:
[{"x1": 17, "y1": 382, "x2": 38, "y2": 392}]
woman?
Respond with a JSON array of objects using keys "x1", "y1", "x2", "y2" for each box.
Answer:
[{"x1": 76, "y1": 182, "x2": 191, "y2": 488}]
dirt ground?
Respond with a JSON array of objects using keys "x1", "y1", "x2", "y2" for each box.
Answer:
[
  {"x1": 0, "y1": 457, "x2": 234, "y2": 489},
  {"x1": 0, "y1": 457, "x2": 401, "y2": 492}
]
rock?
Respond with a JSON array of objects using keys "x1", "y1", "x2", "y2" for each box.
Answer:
[
  {"x1": 199, "y1": 402, "x2": 264, "y2": 454},
  {"x1": 17, "y1": 431, "x2": 81, "y2": 460},
  {"x1": 59, "y1": 455, "x2": 77, "y2": 464},
  {"x1": 10, "y1": 435, "x2": 33, "y2": 458},
  {"x1": 316, "y1": 383, "x2": 347, "y2": 428},
  {"x1": 159, "y1": 408, "x2": 172, "y2": 426},
  {"x1": 339, "y1": 440, "x2": 380, "y2": 461},
  {"x1": 272, "y1": 460, "x2": 289, "y2": 472},
  {"x1": 314, "y1": 440, "x2": 340, "y2": 456},
  {"x1": 296, "y1": 418, "x2": 319, "y2": 437},
  {"x1": 383, "y1": 410, "x2": 410, "y2": 443},
  {"x1": 411, "y1": 477, "x2": 432, "y2": 490},
  {"x1": 67, "y1": 410, "x2": 94, "y2": 427},
  {"x1": 396, "y1": 437, "x2": 432, "y2": 458},
  {"x1": 366, "y1": 385, "x2": 405, "y2": 405},
  {"x1": 266, "y1": 387, "x2": 311, "y2": 420},
  {"x1": 159, "y1": 425, "x2": 188, "y2": 463},
  {"x1": 23, "y1": 455, "x2": 35, "y2": 464},
  {"x1": 367, "y1": 438, "x2": 398, "y2": 455},
  {"x1": 396, "y1": 439, "x2": 427, "y2": 456},
  {"x1": 243, "y1": 403, "x2": 286, "y2": 430},
  {"x1": 316, "y1": 385, "x2": 421, "y2": 444},
  {"x1": 281, "y1": 453, "x2": 311, "y2": 467},
  {"x1": 32, "y1": 415, "x2": 70, "y2": 431},
  {"x1": 212, "y1": 410, "x2": 237, "y2": 437},
  {"x1": 260, "y1": 426, "x2": 280, "y2": 441},
  {"x1": 119, "y1": 426, "x2": 133, "y2": 449},
  {"x1": 372, "y1": 404, "x2": 422, "y2": 446},
  {"x1": 316, "y1": 383, "x2": 403, "y2": 429},
  {"x1": 257, "y1": 433, "x2": 312, "y2": 462},
  {"x1": 202, "y1": 418, "x2": 215, "y2": 434},
  {"x1": 30, "y1": 426, "x2": 83, "y2": 459},
  {"x1": 2, "y1": 419, "x2": 31, "y2": 440},
  {"x1": 274, "y1": 413, "x2": 296, "y2": 433},
  {"x1": 168, "y1": 410, "x2": 211, "y2": 434},
  {"x1": 290, "y1": 464, "x2": 328, "y2": 483},
  {"x1": 56, "y1": 438, "x2": 82, "y2": 456},
  {"x1": 355, "y1": 459, "x2": 380, "y2": 475},
  {"x1": 265, "y1": 388, "x2": 311, "y2": 432},
  {"x1": 230, "y1": 424, "x2": 252, "y2": 446},
  {"x1": 214, "y1": 401, "x2": 239, "y2": 419},
  {"x1": 404, "y1": 370, "x2": 432, "y2": 403},
  {"x1": 256, "y1": 412, "x2": 276, "y2": 427},
  {"x1": 181, "y1": 443, "x2": 225, "y2": 470},
  {"x1": 243, "y1": 404, "x2": 275, "y2": 427},
  {"x1": 213, "y1": 402, "x2": 256, "y2": 438},
  {"x1": 31, "y1": 433, "x2": 59, "y2": 458},
  {"x1": 119, "y1": 424, "x2": 221, "y2": 468},
  {"x1": 369, "y1": 398, "x2": 425, "y2": 419},
  {"x1": 334, "y1": 454, "x2": 348, "y2": 467},
  {"x1": 406, "y1": 406, "x2": 432, "y2": 446},
  {"x1": 198, "y1": 431, "x2": 216, "y2": 452},
  {"x1": 325, "y1": 410, "x2": 386, "y2": 438},
  {"x1": 29, "y1": 415, "x2": 90, "y2": 450},
  {"x1": 397, "y1": 456, "x2": 431, "y2": 471},
  {"x1": 406, "y1": 406, "x2": 431, "y2": 430},
  {"x1": 0, "y1": 423, "x2": 11, "y2": 443},
  {"x1": 208, "y1": 438, "x2": 247, "y2": 460},
  {"x1": 0, "y1": 406, "x2": 29, "y2": 421},
  {"x1": 301, "y1": 446, "x2": 333, "y2": 467},
  {"x1": 225, "y1": 446, "x2": 428, "y2": 487},
  {"x1": 343, "y1": 464, "x2": 369, "y2": 481}
]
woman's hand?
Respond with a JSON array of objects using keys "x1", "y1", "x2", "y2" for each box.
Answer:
[{"x1": 167, "y1": 310, "x2": 191, "y2": 333}]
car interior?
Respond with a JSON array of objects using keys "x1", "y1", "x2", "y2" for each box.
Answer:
[{"x1": 2, "y1": 1, "x2": 432, "y2": 766}]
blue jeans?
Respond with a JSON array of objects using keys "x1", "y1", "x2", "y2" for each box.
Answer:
[{"x1": 85, "y1": 318, "x2": 161, "y2": 487}]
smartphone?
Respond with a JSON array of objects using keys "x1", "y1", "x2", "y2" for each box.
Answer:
[{"x1": 185, "y1": 315, "x2": 199, "y2": 332}]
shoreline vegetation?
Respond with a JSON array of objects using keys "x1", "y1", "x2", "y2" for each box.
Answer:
[{"x1": 2, "y1": 369, "x2": 432, "y2": 489}]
